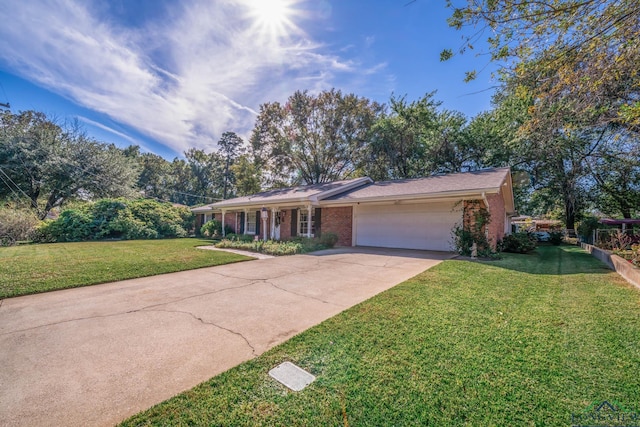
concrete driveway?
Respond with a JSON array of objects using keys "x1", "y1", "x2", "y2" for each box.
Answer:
[{"x1": 0, "y1": 247, "x2": 452, "y2": 427}]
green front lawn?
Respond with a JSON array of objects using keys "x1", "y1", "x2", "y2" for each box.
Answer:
[
  {"x1": 0, "y1": 239, "x2": 251, "y2": 298},
  {"x1": 121, "y1": 246, "x2": 640, "y2": 426}
]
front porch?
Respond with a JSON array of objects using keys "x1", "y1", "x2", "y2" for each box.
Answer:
[{"x1": 198, "y1": 206, "x2": 353, "y2": 247}]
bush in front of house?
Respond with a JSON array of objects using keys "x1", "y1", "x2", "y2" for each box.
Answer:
[
  {"x1": 216, "y1": 239, "x2": 304, "y2": 255},
  {"x1": 215, "y1": 235, "x2": 336, "y2": 256},
  {"x1": 452, "y1": 226, "x2": 493, "y2": 257},
  {"x1": 225, "y1": 233, "x2": 254, "y2": 242},
  {"x1": 32, "y1": 198, "x2": 193, "y2": 242},
  {"x1": 200, "y1": 220, "x2": 234, "y2": 238},
  {"x1": 319, "y1": 232, "x2": 339, "y2": 248},
  {"x1": 499, "y1": 232, "x2": 537, "y2": 253},
  {"x1": 451, "y1": 202, "x2": 494, "y2": 257},
  {"x1": 200, "y1": 220, "x2": 221, "y2": 238}
]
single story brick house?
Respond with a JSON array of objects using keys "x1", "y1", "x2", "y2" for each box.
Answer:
[{"x1": 192, "y1": 168, "x2": 516, "y2": 252}]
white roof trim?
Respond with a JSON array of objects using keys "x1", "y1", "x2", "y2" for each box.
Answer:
[{"x1": 319, "y1": 187, "x2": 502, "y2": 206}]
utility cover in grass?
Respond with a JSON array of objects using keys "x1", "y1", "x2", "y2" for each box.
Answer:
[{"x1": 268, "y1": 362, "x2": 315, "y2": 391}]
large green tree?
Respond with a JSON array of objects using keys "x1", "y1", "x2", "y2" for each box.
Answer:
[
  {"x1": 136, "y1": 152, "x2": 174, "y2": 201},
  {"x1": 445, "y1": 0, "x2": 640, "y2": 131},
  {"x1": 585, "y1": 129, "x2": 640, "y2": 218},
  {"x1": 367, "y1": 93, "x2": 440, "y2": 180},
  {"x1": 250, "y1": 89, "x2": 383, "y2": 186},
  {"x1": 488, "y1": 86, "x2": 640, "y2": 226},
  {"x1": 217, "y1": 131, "x2": 244, "y2": 199},
  {"x1": 231, "y1": 154, "x2": 262, "y2": 196},
  {"x1": 0, "y1": 110, "x2": 139, "y2": 218},
  {"x1": 180, "y1": 148, "x2": 225, "y2": 205},
  {"x1": 367, "y1": 92, "x2": 510, "y2": 180}
]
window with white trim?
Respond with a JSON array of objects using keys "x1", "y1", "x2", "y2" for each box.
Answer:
[
  {"x1": 246, "y1": 211, "x2": 257, "y2": 234},
  {"x1": 299, "y1": 210, "x2": 315, "y2": 236}
]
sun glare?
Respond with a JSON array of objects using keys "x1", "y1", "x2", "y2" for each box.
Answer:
[{"x1": 245, "y1": 0, "x2": 299, "y2": 39}]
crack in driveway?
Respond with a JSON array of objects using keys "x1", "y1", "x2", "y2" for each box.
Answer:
[
  {"x1": 0, "y1": 280, "x2": 265, "y2": 337},
  {"x1": 265, "y1": 280, "x2": 341, "y2": 307},
  {"x1": 142, "y1": 308, "x2": 257, "y2": 356},
  {"x1": 204, "y1": 267, "x2": 308, "y2": 281},
  {"x1": 0, "y1": 310, "x2": 143, "y2": 336},
  {"x1": 135, "y1": 279, "x2": 263, "y2": 312}
]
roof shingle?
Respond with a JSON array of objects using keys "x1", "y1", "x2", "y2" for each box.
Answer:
[
  {"x1": 206, "y1": 177, "x2": 371, "y2": 209},
  {"x1": 325, "y1": 168, "x2": 510, "y2": 201}
]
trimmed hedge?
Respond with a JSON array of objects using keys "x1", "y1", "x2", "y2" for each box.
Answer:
[{"x1": 215, "y1": 233, "x2": 339, "y2": 256}]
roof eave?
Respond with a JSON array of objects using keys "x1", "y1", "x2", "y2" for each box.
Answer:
[
  {"x1": 309, "y1": 177, "x2": 373, "y2": 203},
  {"x1": 191, "y1": 206, "x2": 214, "y2": 213},
  {"x1": 319, "y1": 187, "x2": 503, "y2": 206}
]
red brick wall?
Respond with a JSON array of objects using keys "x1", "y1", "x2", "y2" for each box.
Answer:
[
  {"x1": 321, "y1": 206, "x2": 353, "y2": 247},
  {"x1": 280, "y1": 209, "x2": 293, "y2": 240},
  {"x1": 463, "y1": 192, "x2": 506, "y2": 250},
  {"x1": 486, "y1": 191, "x2": 506, "y2": 248}
]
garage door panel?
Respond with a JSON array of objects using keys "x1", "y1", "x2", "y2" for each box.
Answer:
[{"x1": 355, "y1": 202, "x2": 461, "y2": 251}]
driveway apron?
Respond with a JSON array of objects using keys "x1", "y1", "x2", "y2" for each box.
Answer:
[{"x1": 0, "y1": 247, "x2": 452, "y2": 427}]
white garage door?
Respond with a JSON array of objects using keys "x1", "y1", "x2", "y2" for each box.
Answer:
[{"x1": 354, "y1": 201, "x2": 462, "y2": 251}]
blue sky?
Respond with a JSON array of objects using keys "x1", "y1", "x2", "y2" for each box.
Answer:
[{"x1": 0, "y1": 0, "x2": 498, "y2": 159}]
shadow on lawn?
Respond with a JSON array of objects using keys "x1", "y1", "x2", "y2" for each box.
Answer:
[{"x1": 473, "y1": 244, "x2": 614, "y2": 276}]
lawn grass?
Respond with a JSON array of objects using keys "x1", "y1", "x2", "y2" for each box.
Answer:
[
  {"x1": 120, "y1": 245, "x2": 640, "y2": 426},
  {"x1": 0, "y1": 239, "x2": 251, "y2": 298}
]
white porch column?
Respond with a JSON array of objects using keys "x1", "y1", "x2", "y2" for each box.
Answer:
[
  {"x1": 221, "y1": 210, "x2": 226, "y2": 237},
  {"x1": 261, "y1": 207, "x2": 268, "y2": 241},
  {"x1": 307, "y1": 205, "x2": 313, "y2": 238}
]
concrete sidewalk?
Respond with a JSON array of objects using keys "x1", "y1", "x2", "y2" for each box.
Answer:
[{"x1": 0, "y1": 247, "x2": 452, "y2": 427}]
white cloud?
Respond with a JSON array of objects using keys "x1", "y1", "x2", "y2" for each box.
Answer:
[
  {"x1": 0, "y1": 0, "x2": 387, "y2": 155},
  {"x1": 76, "y1": 116, "x2": 153, "y2": 152}
]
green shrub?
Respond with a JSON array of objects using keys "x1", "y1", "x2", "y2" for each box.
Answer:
[
  {"x1": 577, "y1": 216, "x2": 601, "y2": 244},
  {"x1": 32, "y1": 198, "x2": 193, "y2": 242},
  {"x1": 201, "y1": 220, "x2": 222, "y2": 238},
  {"x1": 129, "y1": 199, "x2": 192, "y2": 237},
  {"x1": 0, "y1": 207, "x2": 39, "y2": 246},
  {"x1": 320, "y1": 232, "x2": 339, "y2": 248},
  {"x1": 225, "y1": 233, "x2": 254, "y2": 242},
  {"x1": 631, "y1": 244, "x2": 640, "y2": 268},
  {"x1": 451, "y1": 202, "x2": 493, "y2": 257},
  {"x1": 29, "y1": 221, "x2": 57, "y2": 243},
  {"x1": 215, "y1": 236, "x2": 330, "y2": 256},
  {"x1": 53, "y1": 209, "x2": 93, "y2": 241},
  {"x1": 200, "y1": 220, "x2": 234, "y2": 238},
  {"x1": 548, "y1": 230, "x2": 564, "y2": 245},
  {"x1": 452, "y1": 226, "x2": 492, "y2": 257},
  {"x1": 499, "y1": 232, "x2": 537, "y2": 253}
]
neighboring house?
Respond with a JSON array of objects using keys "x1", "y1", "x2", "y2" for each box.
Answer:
[
  {"x1": 511, "y1": 216, "x2": 563, "y2": 233},
  {"x1": 192, "y1": 168, "x2": 516, "y2": 252}
]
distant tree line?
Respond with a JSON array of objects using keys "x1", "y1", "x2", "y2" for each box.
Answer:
[{"x1": 2, "y1": 84, "x2": 639, "y2": 232}]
